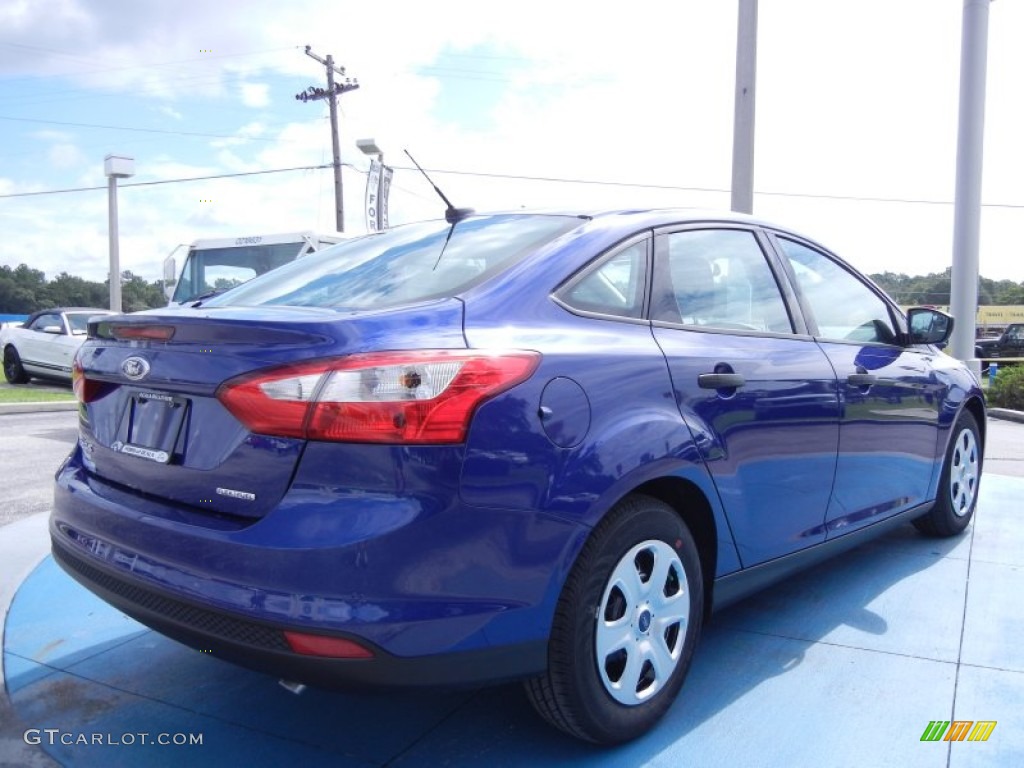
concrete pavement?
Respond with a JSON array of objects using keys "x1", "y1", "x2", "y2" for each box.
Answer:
[{"x1": 2, "y1": 411, "x2": 1023, "y2": 766}]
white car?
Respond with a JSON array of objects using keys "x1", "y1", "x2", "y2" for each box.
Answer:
[{"x1": 1, "y1": 308, "x2": 115, "y2": 383}]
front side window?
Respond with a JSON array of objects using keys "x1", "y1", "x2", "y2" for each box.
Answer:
[
  {"x1": 29, "y1": 313, "x2": 63, "y2": 333},
  {"x1": 652, "y1": 229, "x2": 793, "y2": 333},
  {"x1": 777, "y1": 238, "x2": 897, "y2": 344},
  {"x1": 557, "y1": 239, "x2": 648, "y2": 319}
]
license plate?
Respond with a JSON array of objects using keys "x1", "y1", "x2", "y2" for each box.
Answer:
[{"x1": 115, "y1": 391, "x2": 188, "y2": 463}]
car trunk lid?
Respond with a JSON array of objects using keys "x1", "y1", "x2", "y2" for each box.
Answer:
[{"x1": 75, "y1": 302, "x2": 467, "y2": 519}]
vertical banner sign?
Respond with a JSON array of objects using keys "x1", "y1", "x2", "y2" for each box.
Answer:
[
  {"x1": 379, "y1": 165, "x2": 393, "y2": 231},
  {"x1": 365, "y1": 159, "x2": 382, "y2": 232}
]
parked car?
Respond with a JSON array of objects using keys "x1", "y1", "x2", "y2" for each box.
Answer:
[
  {"x1": 975, "y1": 322, "x2": 1024, "y2": 359},
  {"x1": 52, "y1": 210, "x2": 984, "y2": 744},
  {"x1": 2, "y1": 307, "x2": 116, "y2": 383}
]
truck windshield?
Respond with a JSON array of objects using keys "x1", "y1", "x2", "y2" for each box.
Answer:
[
  {"x1": 171, "y1": 242, "x2": 306, "y2": 304},
  {"x1": 204, "y1": 214, "x2": 583, "y2": 311}
]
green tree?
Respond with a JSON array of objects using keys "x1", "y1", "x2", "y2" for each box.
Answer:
[
  {"x1": 0, "y1": 264, "x2": 48, "y2": 313},
  {"x1": 119, "y1": 271, "x2": 167, "y2": 312},
  {"x1": 47, "y1": 272, "x2": 108, "y2": 308}
]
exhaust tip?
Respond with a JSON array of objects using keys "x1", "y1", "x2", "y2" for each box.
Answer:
[{"x1": 278, "y1": 679, "x2": 307, "y2": 695}]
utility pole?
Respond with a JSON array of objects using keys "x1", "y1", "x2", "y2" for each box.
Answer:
[{"x1": 296, "y1": 46, "x2": 359, "y2": 232}]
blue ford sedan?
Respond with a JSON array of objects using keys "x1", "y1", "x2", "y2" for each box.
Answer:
[{"x1": 52, "y1": 209, "x2": 984, "y2": 744}]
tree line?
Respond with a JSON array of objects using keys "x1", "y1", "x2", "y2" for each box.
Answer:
[
  {"x1": 0, "y1": 264, "x2": 167, "y2": 314},
  {"x1": 869, "y1": 268, "x2": 1024, "y2": 307},
  {"x1": 3, "y1": 262, "x2": 1023, "y2": 316}
]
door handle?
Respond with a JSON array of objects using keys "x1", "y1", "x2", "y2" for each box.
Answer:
[
  {"x1": 698, "y1": 373, "x2": 746, "y2": 390},
  {"x1": 847, "y1": 373, "x2": 877, "y2": 387}
]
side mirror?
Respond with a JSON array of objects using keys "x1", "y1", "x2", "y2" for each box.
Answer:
[
  {"x1": 41, "y1": 325, "x2": 63, "y2": 335},
  {"x1": 907, "y1": 307, "x2": 954, "y2": 346}
]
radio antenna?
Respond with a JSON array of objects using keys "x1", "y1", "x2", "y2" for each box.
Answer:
[{"x1": 403, "y1": 149, "x2": 474, "y2": 224}]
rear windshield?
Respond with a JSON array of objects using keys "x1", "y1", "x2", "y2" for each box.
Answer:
[{"x1": 205, "y1": 214, "x2": 583, "y2": 310}]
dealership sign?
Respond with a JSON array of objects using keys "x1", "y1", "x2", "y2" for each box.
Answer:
[{"x1": 364, "y1": 160, "x2": 393, "y2": 233}]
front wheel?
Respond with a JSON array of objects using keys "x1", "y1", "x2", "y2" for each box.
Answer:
[
  {"x1": 913, "y1": 410, "x2": 982, "y2": 537},
  {"x1": 524, "y1": 495, "x2": 704, "y2": 744},
  {"x1": 3, "y1": 345, "x2": 30, "y2": 384}
]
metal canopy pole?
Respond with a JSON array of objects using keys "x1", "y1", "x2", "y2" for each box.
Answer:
[
  {"x1": 731, "y1": 0, "x2": 758, "y2": 214},
  {"x1": 949, "y1": 0, "x2": 992, "y2": 375}
]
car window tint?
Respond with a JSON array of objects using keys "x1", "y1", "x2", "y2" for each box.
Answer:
[
  {"x1": 777, "y1": 237, "x2": 897, "y2": 344},
  {"x1": 29, "y1": 314, "x2": 62, "y2": 332},
  {"x1": 66, "y1": 313, "x2": 95, "y2": 334},
  {"x1": 208, "y1": 214, "x2": 583, "y2": 310},
  {"x1": 558, "y1": 241, "x2": 647, "y2": 318},
  {"x1": 653, "y1": 229, "x2": 793, "y2": 333}
]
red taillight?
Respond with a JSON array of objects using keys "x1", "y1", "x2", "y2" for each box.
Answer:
[
  {"x1": 217, "y1": 350, "x2": 540, "y2": 444},
  {"x1": 110, "y1": 324, "x2": 175, "y2": 341},
  {"x1": 72, "y1": 359, "x2": 101, "y2": 403},
  {"x1": 283, "y1": 631, "x2": 374, "y2": 659}
]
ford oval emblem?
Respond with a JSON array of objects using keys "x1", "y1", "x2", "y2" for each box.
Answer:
[{"x1": 121, "y1": 356, "x2": 151, "y2": 381}]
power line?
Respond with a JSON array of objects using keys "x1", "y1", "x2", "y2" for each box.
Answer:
[
  {"x1": 0, "y1": 114, "x2": 283, "y2": 142},
  {"x1": 2, "y1": 160, "x2": 1024, "y2": 211},
  {"x1": 0, "y1": 43, "x2": 299, "y2": 84},
  {"x1": 388, "y1": 165, "x2": 1024, "y2": 210},
  {"x1": 0, "y1": 164, "x2": 336, "y2": 199}
]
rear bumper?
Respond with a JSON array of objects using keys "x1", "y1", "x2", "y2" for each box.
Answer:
[
  {"x1": 51, "y1": 447, "x2": 588, "y2": 687},
  {"x1": 51, "y1": 538, "x2": 546, "y2": 689}
]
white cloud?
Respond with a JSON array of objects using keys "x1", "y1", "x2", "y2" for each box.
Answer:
[
  {"x1": 240, "y1": 82, "x2": 269, "y2": 108},
  {"x1": 47, "y1": 142, "x2": 85, "y2": 169},
  {"x1": 156, "y1": 105, "x2": 183, "y2": 121},
  {"x1": 1, "y1": 0, "x2": 1023, "y2": 287}
]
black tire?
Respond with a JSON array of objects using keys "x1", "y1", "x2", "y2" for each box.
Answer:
[
  {"x1": 3, "y1": 345, "x2": 30, "y2": 384},
  {"x1": 524, "y1": 494, "x2": 704, "y2": 744},
  {"x1": 913, "y1": 410, "x2": 982, "y2": 537}
]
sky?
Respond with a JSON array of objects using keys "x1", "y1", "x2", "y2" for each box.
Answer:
[{"x1": 1, "y1": 0, "x2": 1023, "y2": 288}]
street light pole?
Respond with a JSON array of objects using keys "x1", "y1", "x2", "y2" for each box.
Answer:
[
  {"x1": 104, "y1": 154, "x2": 134, "y2": 313},
  {"x1": 357, "y1": 138, "x2": 384, "y2": 232}
]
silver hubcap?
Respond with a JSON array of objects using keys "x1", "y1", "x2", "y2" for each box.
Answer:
[
  {"x1": 950, "y1": 427, "x2": 979, "y2": 517},
  {"x1": 596, "y1": 540, "x2": 689, "y2": 706}
]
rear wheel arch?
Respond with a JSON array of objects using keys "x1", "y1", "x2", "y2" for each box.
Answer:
[
  {"x1": 526, "y1": 492, "x2": 705, "y2": 743},
  {"x1": 622, "y1": 476, "x2": 718, "y2": 618}
]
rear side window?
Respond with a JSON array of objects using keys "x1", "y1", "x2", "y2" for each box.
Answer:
[
  {"x1": 557, "y1": 239, "x2": 648, "y2": 319},
  {"x1": 207, "y1": 214, "x2": 582, "y2": 310}
]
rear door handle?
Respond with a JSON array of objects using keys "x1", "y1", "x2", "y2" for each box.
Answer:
[
  {"x1": 698, "y1": 373, "x2": 746, "y2": 390},
  {"x1": 846, "y1": 373, "x2": 877, "y2": 387}
]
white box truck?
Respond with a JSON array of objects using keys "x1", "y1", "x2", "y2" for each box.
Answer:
[{"x1": 164, "y1": 232, "x2": 341, "y2": 305}]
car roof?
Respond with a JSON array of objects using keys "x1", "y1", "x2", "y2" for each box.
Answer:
[{"x1": 452, "y1": 207, "x2": 822, "y2": 243}]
